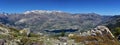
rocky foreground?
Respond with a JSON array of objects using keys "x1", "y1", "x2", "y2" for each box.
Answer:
[{"x1": 0, "y1": 24, "x2": 119, "y2": 45}]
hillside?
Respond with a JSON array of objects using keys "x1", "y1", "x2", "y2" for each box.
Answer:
[
  {"x1": 0, "y1": 24, "x2": 47, "y2": 45},
  {"x1": 0, "y1": 24, "x2": 119, "y2": 45}
]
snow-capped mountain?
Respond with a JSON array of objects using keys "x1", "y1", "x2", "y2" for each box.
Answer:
[{"x1": 24, "y1": 10, "x2": 62, "y2": 14}]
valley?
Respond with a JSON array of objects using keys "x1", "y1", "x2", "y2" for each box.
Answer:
[{"x1": 0, "y1": 10, "x2": 120, "y2": 45}]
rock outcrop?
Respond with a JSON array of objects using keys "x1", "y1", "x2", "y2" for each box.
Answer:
[{"x1": 80, "y1": 26, "x2": 114, "y2": 38}]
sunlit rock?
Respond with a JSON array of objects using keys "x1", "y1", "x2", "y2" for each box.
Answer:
[
  {"x1": 68, "y1": 33, "x2": 74, "y2": 37},
  {"x1": 19, "y1": 28, "x2": 30, "y2": 36}
]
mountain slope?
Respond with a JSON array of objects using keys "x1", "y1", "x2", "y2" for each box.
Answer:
[{"x1": 104, "y1": 15, "x2": 120, "y2": 37}]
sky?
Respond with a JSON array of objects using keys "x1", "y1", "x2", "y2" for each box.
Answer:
[{"x1": 0, "y1": 0, "x2": 120, "y2": 15}]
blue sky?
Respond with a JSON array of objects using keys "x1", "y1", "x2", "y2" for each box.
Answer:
[{"x1": 0, "y1": 0, "x2": 120, "y2": 15}]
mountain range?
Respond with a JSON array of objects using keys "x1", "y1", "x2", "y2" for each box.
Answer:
[{"x1": 0, "y1": 10, "x2": 119, "y2": 33}]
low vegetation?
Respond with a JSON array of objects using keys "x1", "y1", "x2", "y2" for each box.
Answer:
[{"x1": 69, "y1": 33, "x2": 120, "y2": 45}]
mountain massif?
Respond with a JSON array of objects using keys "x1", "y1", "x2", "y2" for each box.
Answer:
[{"x1": 0, "y1": 10, "x2": 119, "y2": 33}]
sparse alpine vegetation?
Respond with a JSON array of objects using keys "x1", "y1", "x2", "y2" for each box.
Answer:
[{"x1": 0, "y1": 24, "x2": 120, "y2": 45}]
